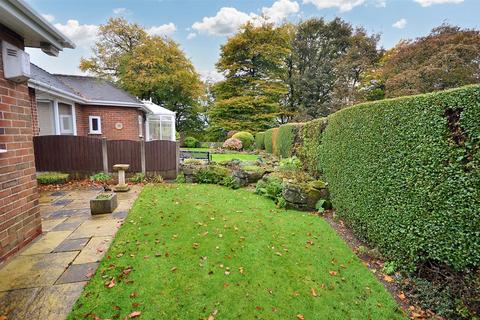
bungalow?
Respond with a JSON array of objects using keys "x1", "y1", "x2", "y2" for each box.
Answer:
[
  {"x1": 0, "y1": 0, "x2": 74, "y2": 262},
  {"x1": 28, "y1": 64, "x2": 176, "y2": 141}
]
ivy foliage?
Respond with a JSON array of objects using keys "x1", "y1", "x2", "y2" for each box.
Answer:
[{"x1": 319, "y1": 85, "x2": 480, "y2": 271}]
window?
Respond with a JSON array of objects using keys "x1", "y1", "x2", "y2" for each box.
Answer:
[
  {"x1": 89, "y1": 116, "x2": 102, "y2": 134},
  {"x1": 138, "y1": 115, "x2": 143, "y2": 138},
  {"x1": 60, "y1": 115, "x2": 73, "y2": 134}
]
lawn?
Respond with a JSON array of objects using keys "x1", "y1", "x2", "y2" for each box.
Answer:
[
  {"x1": 68, "y1": 184, "x2": 404, "y2": 319},
  {"x1": 181, "y1": 148, "x2": 260, "y2": 162}
]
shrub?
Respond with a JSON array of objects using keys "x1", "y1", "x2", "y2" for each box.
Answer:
[
  {"x1": 319, "y1": 85, "x2": 480, "y2": 271},
  {"x1": 90, "y1": 172, "x2": 112, "y2": 182},
  {"x1": 271, "y1": 128, "x2": 279, "y2": 155},
  {"x1": 223, "y1": 138, "x2": 242, "y2": 150},
  {"x1": 183, "y1": 159, "x2": 205, "y2": 165},
  {"x1": 184, "y1": 136, "x2": 200, "y2": 148},
  {"x1": 255, "y1": 176, "x2": 283, "y2": 204},
  {"x1": 195, "y1": 165, "x2": 231, "y2": 184},
  {"x1": 278, "y1": 156, "x2": 301, "y2": 171},
  {"x1": 297, "y1": 118, "x2": 327, "y2": 177},
  {"x1": 219, "y1": 176, "x2": 240, "y2": 189},
  {"x1": 255, "y1": 132, "x2": 265, "y2": 150},
  {"x1": 264, "y1": 129, "x2": 274, "y2": 153},
  {"x1": 276, "y1": 123, "x2": 301, "y2": 158},
  {"x1": 37, "y1": 172, "x2": 69, "y2": 185},
  {"x1": 232, "y1": 131, "x2": 255, "y2": 149},
  {"x1": 130, "y1": 172, "x2": 146, "y2": 183},
  {"x1": 175, "y1": 173, "x2": 186, "y2": 183}
]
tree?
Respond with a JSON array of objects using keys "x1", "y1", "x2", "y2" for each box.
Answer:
[
  {"x1": 381, "y1": 24, "x2": 480, "y2": 98},
  {"x1": 290, "y1": 18, "x2": 380, "y2": 119},
  {"x1": 209, "y1": 22, "x2": 291, "y2": 134},
  {"x1": 80, "y1": 18, "x2": 204, "y2": 134},
  {"x1": 118, "y1": 37, "x2": 204, "y2": 133},
  {"x1": 80, "y1": 18, "x2": 147, "y2": 79}
]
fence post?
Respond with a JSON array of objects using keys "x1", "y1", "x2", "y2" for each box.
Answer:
[
  {"x1": 175, "y1": 142, "x2": 180, "y2": 175},
  {"x1": 102, "y1": 137, "x2": 109, "y2": 173},
  {"x1": 140, "y1": 138, "x2": 146, "y2": 174}
]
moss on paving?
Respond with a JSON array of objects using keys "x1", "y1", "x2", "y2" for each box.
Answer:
[{"x1": 68, "y1": 184, "x2": 405, "y2": 319}]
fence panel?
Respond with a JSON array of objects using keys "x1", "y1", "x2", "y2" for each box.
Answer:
[
  {"x1": 33, "y1": 135, "x2": 103, "y2": 172},
  {"x1": 107, "y1": 140, "x2": 142, "y2": 172},
  {"x1": 145, "y1": 140, "x2": 178, "y2": 179}
]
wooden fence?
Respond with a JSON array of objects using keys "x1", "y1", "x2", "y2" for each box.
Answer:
[{"x1": 33, "y1": 136, "x2": 179, "y2": 179}]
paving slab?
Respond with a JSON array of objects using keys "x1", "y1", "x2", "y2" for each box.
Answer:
[
  {"x1": 53, "y1": 238, "x2": 91, "y2": 253},
  {"x1": 0, "y1": 252, "x2": 78, "y2": 291},
  {"x1": 55, "y1": 262, "x2": 99, "y2": 284},
  {"x1": 73, "y1": 236, "x2": 112, "y2": 264},
  {"x1": 41, "y1": 218, "x2": 67, "y2": 232},
  {"x1": 51, "y1": 218, "x2": 85, "y2": 231},
  {"x1": 47, "y1": 208, "x2": 90, "y2": 219},
  {"x1": 20, "y1": 231, "x2": 73, "y2": 255},
  {"x1": 52, "y1": 199, "x2": 73, "y2": 207},
  {"x1": 0, "y1": 282, "x2": 87, "y2": 320},
  {"x1": 68, "y1": 218, "x2": 121, "y2": 239}
]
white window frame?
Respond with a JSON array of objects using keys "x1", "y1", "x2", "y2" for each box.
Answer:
[
  {"x1": 138, "y1": 115, "x2": 143, "y2": 138},
  {"x1": 59, "y1": 114, "x2": 73, "y2": 134},
  {"x1": 36, "y1": 96, "x2": 77, "y2": 136},
  {"x1": 89, "y1": 116, "x2": 102, "y2": 134}
]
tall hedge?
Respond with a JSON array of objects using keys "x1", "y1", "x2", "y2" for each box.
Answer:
[
  {"x1": 276, "y1": 123, "x2": 303, "y2": 158},
  {"x1": 264, "y1": 129, "x2": 274, "y2": 153},
  {"x1": 319, "y1": 86, "x2": 480, "y2": 271},
  {"x1": 255, "y1": 132, "x2": 265, "y2": 150},
  {"x1": 271, "y1": 128, "x2": 280, "y2": 155},
  {"x1": 297, "y1": 118, "x2": 327, "y2": 177}
]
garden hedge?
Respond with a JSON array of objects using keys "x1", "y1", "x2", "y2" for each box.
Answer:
[
  {"x1": 276, "y1": 123, "x2": 302, "y2": 158},
  {"x1": 271, "y1": 128, "x2": 279, "y2": 155},
  {"x1": 319, "y1": 86, "x2": 480, "y2": 271},
  {"x1": 255, "y1": 132, "x2": 265, "y2": 150},
  {"x1": 296, "y1": 118, "x2": 327, "y2": 177},
  {"x1": 232, "y1": 131, "x2": 255, "y2": 149},
  {"x1": 264, "y1": 129, "x2": 274, "y2": 153}
]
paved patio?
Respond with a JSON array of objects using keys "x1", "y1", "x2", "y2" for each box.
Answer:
[{"x1": 0, "y1": 186, "x2": 142, "y2": 320}]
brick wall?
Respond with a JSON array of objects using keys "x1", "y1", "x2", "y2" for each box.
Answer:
[
  {"x1": 76, "y1": 104, "x2": 145, "y2": 141},
  {"x1": 0, "y1": 30, "x2": 41, "y2": 263}
]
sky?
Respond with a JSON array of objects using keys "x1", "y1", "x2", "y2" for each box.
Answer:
[{"x1": 25, "y1": 0, "x2": 480, "y2": 81}]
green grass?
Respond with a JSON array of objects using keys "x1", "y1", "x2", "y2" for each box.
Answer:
[
  {"x1": 181, "y1": 148, "x2": 259, "y2": 162},
  {"x1": 68, "y1": 184, "x2": 404, "y2": 320}
]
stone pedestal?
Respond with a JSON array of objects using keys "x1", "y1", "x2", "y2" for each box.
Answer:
[{"x1": 113, "y1": 164, "x2": 130, "y2": 192}]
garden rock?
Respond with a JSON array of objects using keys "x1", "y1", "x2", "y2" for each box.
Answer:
[{"x1": 282, "y1": 181, "x2": 329, "y2": 210}]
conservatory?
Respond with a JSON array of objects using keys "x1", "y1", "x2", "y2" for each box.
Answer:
[{"x1": 142, "y1": 100, "x2": 176, "y2": 141}]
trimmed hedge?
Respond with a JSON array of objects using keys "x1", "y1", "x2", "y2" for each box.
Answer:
[
  {"x1": 232, "y1": 131, "x2": 254, "y2": 149},
  {"x1": 297, "y1": 118, "x2": 327, "y2": 177},
  {"x1": 276, "y1": 123, "x2": 302, "y2": 158},
  {"x1": 271, "y1": 128, "x2": 279, "y2": 155},
  {"x1": 264, "y1": 129, "x2": 274, "y2": 153},
  {"x1": 255, "y1": 132, "x2": 265, "y2": 150},
  {"x1": 319, "y1": 86, "x2": 480, "y2": 271}
]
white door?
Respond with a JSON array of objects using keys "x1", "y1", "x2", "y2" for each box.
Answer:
[{"x1": 37, "y1": 101, "x2": 55, "y2": 135}]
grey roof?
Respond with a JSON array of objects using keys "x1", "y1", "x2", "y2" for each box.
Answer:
[
  {"x1": 54, "y1": 74, "x2": 140, "y2": 104},
  {"x1": 30, "y1": 64, "x2": 77, "y2": 95},
  {"x1": 29, "y1": 63, "x2": 142, "y2": 105}
]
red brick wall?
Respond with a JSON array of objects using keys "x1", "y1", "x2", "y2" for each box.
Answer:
[
  {"x1": 76, "y1": 104, "x2": 144, "y2": 141},
  {"x1": 0, "y1": 29, "x2": 41, "y2": 263}
]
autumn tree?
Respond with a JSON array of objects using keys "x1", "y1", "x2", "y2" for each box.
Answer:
[
  {"x1": 381, "y1": 24, "x2": 480, "y2": 98},
  {"x1": 80, "y1": 18, "x2": 204, "y2": 134},
  {"x1": 209, "y1": 22, "x2": 291, "y2": 135}
]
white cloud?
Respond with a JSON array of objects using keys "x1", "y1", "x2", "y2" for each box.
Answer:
[
  {"x1": 414, "y1": 0, "x2": 463, "y2": 6},
  {"x1": 42, "y1": 13, "x2": 55, "y2": 23},
  {"x1": 187, "y1": 32, "x2": 197, "y2": 40},
  {"x1": 374, "y1": 0, "x2": 387, "y2": 7},
  {"x1": 392, "y1": 18, "x2": 407, "y2": 29},
  {"x1": 262, "y1": 0, "x2": 300, "y2": 24},
  {"x1": 113, "y1": 7, "x2": 129, "y2": 15},
  {"x1": 146, "y1": 23, "x2": 177, "y2": 37},
  {"x1": 192, "y1": 1, "x2": 299, "y2": 36},
  {"x1": 303, "y1": 0, "x2": 365, "y2": 12},
  {"x1": 53, "y1": 20, "x2": 99, "y2": 47},
  {"x1": 200, "y1": 70, "x2": 224, "y2": 83}
]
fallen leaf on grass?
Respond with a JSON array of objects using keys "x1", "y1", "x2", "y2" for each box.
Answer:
[
  {"x1": 310, "y1": 288, "x2": 317, "y2": 297},
  {"x1": 171, "y1": 267, "x2": 177, "y2": 272},
  {"x1": 397, "y1": 292, "x2": 406, "y2": 300},
  {"x1": 130, "y1": 292, "x2": 138, "y2": 298},
  {"x1": 207, "y1": 316, "x2": 215, "y2": 320},
  {"x1": 329, "y1": 271, "x2": 337, "y2": 276},
  {"x1": 255, "y1": 306, "x2": 264, "y2": 311},
  {"x1": 106, "y1": 277, "x2": 116, "y2": 288},
  {"x1": 383, "y1": 275, "x2": 394, "y2": 283},
  {"x1": 296, "y1": 314, "x2": 305, "y2": 320},
  {"x1": 192, "y1": 243, "x2": 200, "y2": 249},
  {"x1": 127, "y1": 311, "x2": 141, "y2": 318}
]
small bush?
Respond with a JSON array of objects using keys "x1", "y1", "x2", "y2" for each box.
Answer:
[
  {"x1": 130, "y1": 172, "x2": 146, "y2": 183},
  {"x1": 264, "y1": 129, "x2": 273, "y2": 153},
  {"x1": 147, "y1": 175, "x2": 164, "y2": 184},
  {"x1": 278, "y1": 156, "x2": 301, "y2": 171},
  {"x1": 255, "y1": 176, "x2": 283, "y2": 204},
  {"x1": 175, "y1": 173, "x2": 186, "y2": 183},
  {"x1": 232, "y1": 131, "x2": 255, "y2": 149},
  {"x1": 223, "y1": 138, "x2": 242, "y2": 150},
  {"x1": 195, "y1": 165, "x2": 231, "y2": 184},
  {"x1": 37, "y1": 172, "x2": 69, "y2": 185},
  {"x1": 255, "y1": 132, "x2": 265, "y2": 150},
  {"x1": 90, "y1": 172, "x2": 112, "y2": 182},
  {"x1": 184, "y1": 136, "x2": 200, "y2": 148},
  {"x1": 219, "y1": 176, "x2": 240, "y2": 189}
]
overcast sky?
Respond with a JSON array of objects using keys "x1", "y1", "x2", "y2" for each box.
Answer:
[{"x1": 26, "y1": 0, "x2": 479, "y2": 81}]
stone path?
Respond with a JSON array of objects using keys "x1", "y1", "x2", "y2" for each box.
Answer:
[{"x1": 0, "y1": 186, "x2": 142, "y2": 320}]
